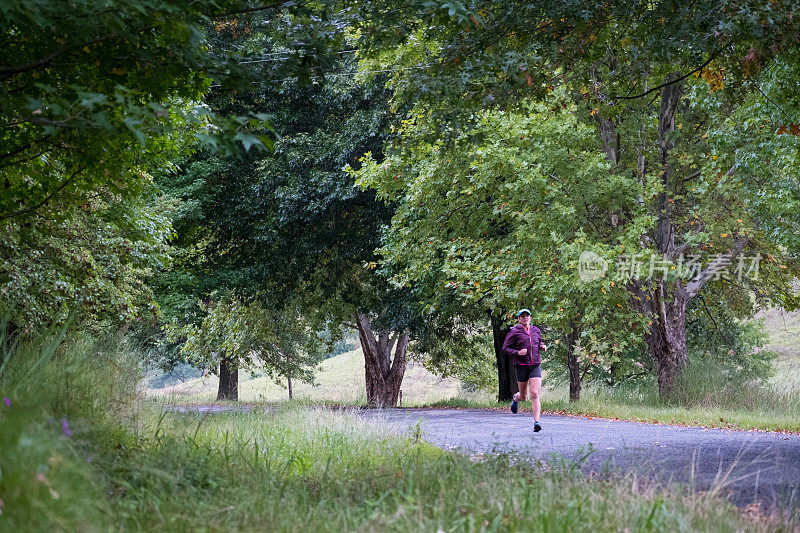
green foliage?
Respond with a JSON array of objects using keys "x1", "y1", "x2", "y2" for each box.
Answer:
[
  {"x1": 0, "y1": 187, "x2": 173, "y2": 331},
  {"x1": 355, "y1": 90, "x2": 645, "y2": 381},
  {"x1": 167, "y1": 294, "x2": 327, "y2": 384},
  {"x1": 231, "y1": 67, "x2": 395, "y2": 316},
  {"x1": 0, "y1": 0, "x2": 303, "y2": 334},
  {"x1": 0, "y1": 0, "x2": 273, "y2": 222},
  {"x1": 412, "y1": 321, "x2": 497, "y2": 392},
  {"x1": 352, "y1": 0, "x2": 800, "y2": 393},
  {"x1": 148, "y1": 18, "x2": 410, "y2": 385},
  {"x1": 0, "y1": 0, "x2": 216, "y2": 219},
  {"x1": 687, "y1": 300, "x2": 777, "y2": 383}
]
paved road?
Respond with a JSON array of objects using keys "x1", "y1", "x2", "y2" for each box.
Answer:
[{"x1": 361, "y1": 408, "x2": 800, "y2": 510}]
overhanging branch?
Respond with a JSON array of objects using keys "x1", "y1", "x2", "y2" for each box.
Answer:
[
  {"x1": 212, "y1": 1, "x2": 296, "y2": 19},
  {"x1": 0, "y1": 35, "x2": 113, "y2": 78},
  {"x1": 610, "y1": 52, "x2": 719, "y2": 101}
]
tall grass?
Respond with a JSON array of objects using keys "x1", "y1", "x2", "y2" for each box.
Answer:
[
  {"x1": 97, "y1": 405, "x2": 783, "y2": 532},
  {"x1": 1, "y1": 329, "x2": 795, "y2": 531},
  {"x1": 669, "y1": 356, "x2": 800, "y2": 413},
  {"x1": 0, "y1": 327, "x2": 140, "y2": 530}
]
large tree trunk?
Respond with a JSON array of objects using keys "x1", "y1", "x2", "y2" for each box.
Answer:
[
  {"x1": 632, "y1": 233, "x2": 745, "y2": 398},
  {"x1": 353, "y1": 310, "x2": 409, "y2": 407},
  {"x1": 566, "y1": 320, "x2": 582, "y2": 402},
  {"x1": 649, "y1": 80, "x2": 689, "y2": 398},
  {"x1": 490, "y1": 313, "x2": 517, "y2": 402},
  {"x1": 639, "y1": 281, "x2": 690, "y2": 398},
  {"x1": 216, "y1": 356, "x2": 238, "y2": 401}
]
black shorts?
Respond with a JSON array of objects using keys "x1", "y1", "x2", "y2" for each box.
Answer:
[{"x1": 514, "y1": 364, "x2": 542, "y2": 382}]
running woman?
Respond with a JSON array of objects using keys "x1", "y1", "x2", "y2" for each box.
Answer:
[{"x1": 502, "y1": 308, "x2": 547, "y2": 432}]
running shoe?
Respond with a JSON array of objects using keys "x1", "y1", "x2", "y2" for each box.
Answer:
[
  {"x1": 510, "y1": 398, "x2": 518, "y2": 414},
  {"x1": 534, "y1": 421, "x2": 542, "y2": 432}
]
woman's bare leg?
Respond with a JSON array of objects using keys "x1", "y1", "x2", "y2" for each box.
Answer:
[
  {"x1": 514, "y1": 381, "x2": 528, "y2": 402},
  {"x1": 528, "y1": 377, "x2": 542, "y2": 421}
]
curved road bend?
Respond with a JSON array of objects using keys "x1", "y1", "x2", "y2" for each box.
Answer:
[{"x1": 361, "y1": 408, "x2": 800, "y2": 510}]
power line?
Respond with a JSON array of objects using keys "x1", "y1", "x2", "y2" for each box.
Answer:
[
  {"x1": 209, "y1": 64, "x2": 429, "y2": 88},
  {"x1": 238, "y1": 48, "x2": 365, "y2": 64},
  {"x1": 322, "y1": 65, "x2": 428, "y2": 78}
]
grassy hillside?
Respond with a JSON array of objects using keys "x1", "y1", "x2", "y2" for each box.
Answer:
[
  {"x1": 757, "y1": 307, "x2": 800, "y2": 388},
  {"x1": 145, "y1": 346, "x2": 493, "y2": 406}
]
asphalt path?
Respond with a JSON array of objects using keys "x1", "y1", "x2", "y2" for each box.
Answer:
[{"x1": 360, "y1": 408, "x2": 800, "y2": 510}]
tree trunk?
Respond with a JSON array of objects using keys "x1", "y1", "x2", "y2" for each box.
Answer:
[
  {"x1": 287, "y1": 353, "x2": 293, "y2": 400},
  {"x1": 490, "y1": 313, "x2": 517, "y2": 402},
  {"x1": 644, "y1": 281, "x2": 690, "y2": 398},
  {"x1": 649, "y1": 80, "x2": 689, "y2": 398},
  {"x1": 566, "y1": 320, "x2": 582, "y2": 402},
  {"x1": 216, "y1": 356, "x2": 238, "y2": 401},
  {"x1": 632, "y1": 233, "x2": 746, "y2": 399},
  {"x1": 594, "y1": 97, "x2": 689, "y2": 397},
  {"x1": 353, "y1": 310, "x2": 409, "y2": 407}
]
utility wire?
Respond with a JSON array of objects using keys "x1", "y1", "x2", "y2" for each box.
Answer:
[
  {"x1": 209, "y1": 64, "x2": 429, "y2": 88},
  {"x1": 238, "y1": 48, "x2": 365, "y2": 64}
]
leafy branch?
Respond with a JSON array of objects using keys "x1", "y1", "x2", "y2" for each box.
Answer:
[{"x1": 0, "y1": 165, "x2": 87, "y2": 221}]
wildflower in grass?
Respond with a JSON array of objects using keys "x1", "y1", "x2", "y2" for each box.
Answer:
[
  {"x1": 61, "y1": 418, "x2": 73, "y2": 437},
  {"x1": 2, "y1": 397, "x2": 9, "y2": 406}
]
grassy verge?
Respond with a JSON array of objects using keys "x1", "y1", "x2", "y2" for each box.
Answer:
[
  {"x1": 93, "y1": 405, "x2": 790, "y2": 531},
  {"x1": 547, "y1": 354, "x2": 800, "y2": 432},
  {"x1": 543, "y1": 394, "x2": 800, "y2": 433}
]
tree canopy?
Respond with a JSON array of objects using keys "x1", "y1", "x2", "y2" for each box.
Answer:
[
  {"x1": 4, "y1": 0, "x2": 800, "y2": 404},
  {"x1": 352, "y1": 0, "x2": 800, "y2": 396},
  {"x1": 0, "y1": 0, "x2": 294, "y2": 331}
]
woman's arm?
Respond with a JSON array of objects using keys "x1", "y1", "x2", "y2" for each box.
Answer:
[{"x1": 502, "y1": 329, "x2": 525, "y2": 357}]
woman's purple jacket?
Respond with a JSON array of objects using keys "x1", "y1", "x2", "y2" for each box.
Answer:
[{"x1": 502, "y1": 324, "x2": 544, "y2": 366}]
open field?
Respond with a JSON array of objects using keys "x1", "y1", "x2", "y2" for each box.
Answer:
[
  {"x1": 145, "y1": 347, "x2": 490, "y2": 406},
  {"x1": 758, "y1": 308, "x2": 800, "y2": 389}
]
